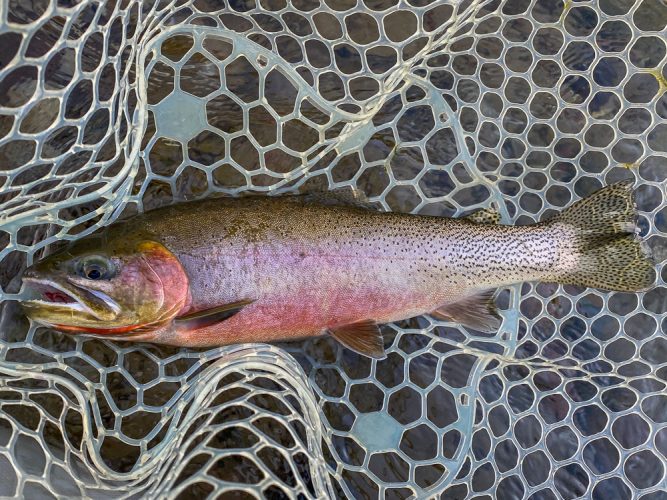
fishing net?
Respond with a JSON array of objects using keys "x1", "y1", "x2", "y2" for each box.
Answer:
[{"x1": 0, "y1": 0, "x2": 666, "y2": 497}]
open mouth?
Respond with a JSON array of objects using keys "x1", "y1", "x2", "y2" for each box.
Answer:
[
  {"x1": 23, "y1": 278, "x2": 81, "y2": 305},
  {"x1": 42, "y1": 287, "x2": 77, "y2": 304},
  {"x1": 21, "y1": 277, "x2": 120, "y2": 320}
]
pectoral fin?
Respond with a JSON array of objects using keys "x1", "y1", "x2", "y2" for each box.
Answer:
[
  {"x1": 174, "y1": 299, "x2": 254, "y2": 331},
  {"x1": 330, "y1": 320, "x2": 386, "y2": 359},
  {"x1": 431, "y1": 290, "x2": 501, "y2": 333}
]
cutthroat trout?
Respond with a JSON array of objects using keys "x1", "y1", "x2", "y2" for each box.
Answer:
[{"x1": 20, "y1": 181, "x2": 654, "y2": 358}]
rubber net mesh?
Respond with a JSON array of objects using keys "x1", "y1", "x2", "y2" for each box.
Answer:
[{"x1": 0, "y1": 0, "x2": 666, "y2": 498}]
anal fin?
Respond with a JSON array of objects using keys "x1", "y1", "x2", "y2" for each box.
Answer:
[
  {"x1": 431, "y1": 290, "x2": 501, "y2": 333},
  {"x1": 174, "y1": 299, "x2": 254, "y2": 331},
  {"x1": 329, "y1": 320, "x2": 386, "y2": 359}
]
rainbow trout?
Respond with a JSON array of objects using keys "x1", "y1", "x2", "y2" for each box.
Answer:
[{"x1": 20, "y1": 181, "x2": 654, "y2": 358}]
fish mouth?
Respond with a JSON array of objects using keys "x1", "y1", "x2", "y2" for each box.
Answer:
[{"x1": 21, "y1": 277, "x2": 121, "y2": 322}]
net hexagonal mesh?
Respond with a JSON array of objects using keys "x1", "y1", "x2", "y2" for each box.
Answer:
[{"x1": 0, "y1": 0, "x2": 666, "y2": 497}]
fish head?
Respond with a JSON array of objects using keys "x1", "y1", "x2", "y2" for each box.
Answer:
[{"x1": 21, "y1": 236, "x2": 190, "y2": 334}]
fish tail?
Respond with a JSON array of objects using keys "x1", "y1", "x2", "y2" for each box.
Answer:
[{"x1": 548, "y1": 180, "x2": 655, "y2": 292}]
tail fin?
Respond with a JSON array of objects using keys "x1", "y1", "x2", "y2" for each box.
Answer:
[{"x1": 550, "y1": 180, "x2": 655, "y2": 292}]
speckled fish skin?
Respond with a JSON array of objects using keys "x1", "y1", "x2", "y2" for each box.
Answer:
[
  {"x1": 21, "y1": 181, "x2": 654, "y2": 352},
  {"x1": 121, "y1": 196, "x2": 555, "y2": 346}
]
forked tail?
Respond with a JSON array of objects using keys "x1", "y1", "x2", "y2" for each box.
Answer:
[{"x1": 549, "y1": 180, "x2": 655, "y2": 292}]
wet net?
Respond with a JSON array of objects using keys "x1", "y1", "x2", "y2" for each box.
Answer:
[{"x1": 0, "y1": 0, "x2": 666, "y2": 497}]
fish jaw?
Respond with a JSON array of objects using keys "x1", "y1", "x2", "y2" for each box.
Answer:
[{"x1": 21, "y1": 276, "x2": 121, "y2": 325}]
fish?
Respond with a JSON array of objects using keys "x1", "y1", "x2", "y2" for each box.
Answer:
[{"x1": 19, "y1": 181, "x2": 654, "y2": 358}]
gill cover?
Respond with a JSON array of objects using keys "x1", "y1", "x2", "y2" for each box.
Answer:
[{"x1": 134, "y1": 240, "x2": 191, "y2": 325}]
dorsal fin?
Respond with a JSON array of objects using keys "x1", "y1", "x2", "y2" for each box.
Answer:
[
  {"x1": 464, "y1": 205, "x2": 500, "y2": 225},
  {"x1": 329, "y1": 320, "x2": 386, "y2": 359},
  {"x1": 296, "y1": 186, "x2": 379, "y2": 210},
  {"x1": 431, "y1": 289, "x2": 501, "y2": 333},
  {"x1": 174, "y1": 299, "x2": 254, "y2": 331}
]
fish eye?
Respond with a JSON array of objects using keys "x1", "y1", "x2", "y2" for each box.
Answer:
[{"x1": 77, "y1": 256, "x2": 114, "y2": 280}]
